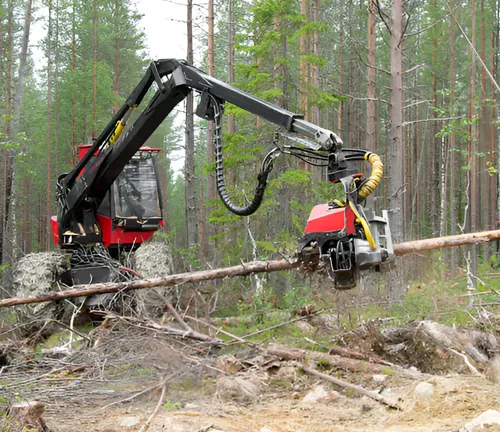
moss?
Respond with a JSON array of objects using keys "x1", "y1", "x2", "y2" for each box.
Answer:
[{"x1": 380, "y1": 365, "x2": 395, "y2": 377}]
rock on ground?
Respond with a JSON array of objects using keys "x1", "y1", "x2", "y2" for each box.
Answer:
[
  {"x1": 302, "y1": 385, "x2": 338, "y2": 402},
  {"x1": 460, "y1": 410, "x2": 500, "y2": 431},
  {"x1": 216, "y1": 376, "x2": 259, "y2": 405},
  {"x1": 414, "y1": 382, "x2": 434, "y2": 400}
]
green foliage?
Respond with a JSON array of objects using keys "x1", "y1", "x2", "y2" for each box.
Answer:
[{"x1": 162, "y1": 402, "x2": 182, "y2": 410}]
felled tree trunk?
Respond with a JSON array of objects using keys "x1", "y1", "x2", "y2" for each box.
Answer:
[{"x1": 3, "y1": 229, "x2": 500, "y2": 308}]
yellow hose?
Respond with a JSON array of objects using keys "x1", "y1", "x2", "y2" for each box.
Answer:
[
  {"x1": 358, "y1": 152, "x2": 383, "y2": 199},
  {"x1": 348, "y1": 200, "x2": 376, "y2": 250}
]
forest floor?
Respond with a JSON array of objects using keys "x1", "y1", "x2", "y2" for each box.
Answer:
[
  {"x1": 43, "y1": 373, "x2": 500, "y2": 432},
  {"x1": 3, "y1": 308, "x2": 500, "y2": 432}
]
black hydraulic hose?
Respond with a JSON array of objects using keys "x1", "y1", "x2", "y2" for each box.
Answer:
[{"x1": 211, "y1": 95, "x2": 275, "y2": 216}]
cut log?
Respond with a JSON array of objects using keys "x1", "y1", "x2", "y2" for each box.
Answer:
[
  {"x1": 2, "y1": 228, "x2": 500, "y2": 308},
  {"x1": 266, "y1": 343, "x2": 393, "y2": 374},
  {"x1": 328, "y1": 345, "x2": 393, "y2": 366}
]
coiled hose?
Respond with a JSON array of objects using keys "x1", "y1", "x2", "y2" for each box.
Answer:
[
  {"x1": 211, "y1": 95, "x2": 276, "y2": 216},
  {"x1": 358, "y1": 151, "x2": 383, "y2": 199}
]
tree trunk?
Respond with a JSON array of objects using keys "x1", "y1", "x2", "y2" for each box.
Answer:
[
  {"x1": 92, "y1": 0, "x2": 98, "y2": 139},
  {"x1": 470, "y1": 0, "x2": 478, "y2": 287},
  {"x1": 366, "y1": 0, "x2": 376, "y2": 153},
  {"x1": 113, "y1": 0, "x2": 120, "y2": 112},
  {"x1": 185, "y1": 0, "x2": 197, "y2": 249},
  {"x1": 206, "y1": 0, "x2": 216, "y2": 263},
  {"x1": 449, "y1": 6, "x2": 457, "y2": 276},
  {"x1": 388, "y1": 0, "x2": 405, "y2": 300},
  {"x1": 71, "y1": 0, "x2": 76, "y2": 166},
  {"x1": 46, "y1": 0, "x2": 53, "y2": 250},
  {"x1": 337, "y1": 0, "x2": 344, "y2": 137}
]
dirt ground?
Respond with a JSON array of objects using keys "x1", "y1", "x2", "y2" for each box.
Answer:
[
  {"x1": 41, "y1": 373, "x2": 500, "y2": 432},
  {"x1": 4, "y1": 318, "x2": 500, "y2": 432}
]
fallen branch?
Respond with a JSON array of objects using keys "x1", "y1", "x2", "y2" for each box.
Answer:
[
  {"x1": 303, "y1": 365, "x2": 402, "y2": 409},
  {"x1": 102, "y1": 313, "x2": 222, "y2": 344},
  {"x1": 138, "y1": 382, "x2": 166, "y2": 432}
]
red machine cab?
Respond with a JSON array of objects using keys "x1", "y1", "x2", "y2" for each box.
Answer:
[{"x1": 51, "y1": 144, "x2": 164, "y2": 253}]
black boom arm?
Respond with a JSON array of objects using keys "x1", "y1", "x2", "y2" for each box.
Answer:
[{"x1": 57, "y1": 59, "x2": 343, "y2": 244}]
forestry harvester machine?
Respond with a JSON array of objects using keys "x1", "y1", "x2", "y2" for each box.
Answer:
[{"x1": 17, "y1": 59, "x2": 394, "y2": 298}]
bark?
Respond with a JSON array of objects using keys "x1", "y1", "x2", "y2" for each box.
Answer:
[
  {"x1": 480, "y1": 0, "x2": 490, "y2": 261},
  {"x1": 3, "y1": 0, "x2": 32, "y2": 265},
  {"x1": 185, "y1": 0, "x2": 197, "y2": 248},
  {"x1": 431, "y1": 24, "x2": 440, "y2": 237},
  {"x1": 491, "y1": 27, "x2": 497, "y2": 258},
  {"x1": 46, "y1": 0, "x2": 53, "y2": 249},
  {"x1": 388, "y1": 0, "x2": 405, "y2": 300},
  {"x1": 206, "y1": 0, "x2": 215, "y2": 262},
  {"x1": 449, "y1": 7, "x2": 457, "y2": 276},
  {"x1": 11, "y1": 0, "x2": 32, "y2": 136},
  {"x1": 470, "y1": 0, "x2": 478, "y2": 285},
  {"x1": 390, "y1": 0, "x2": 404, "y2": 241},
  {"x1": 227, "y1": 0, "x2": 234, "y2": 132},
  {"x1": 92, "y1": 0, "x2": 98, "y2": 139},
  {"x1": 392, "y1": 229, "x2": 500, "y2": 256},
  {"x1": 113, "y1": 0, "x2": 120, "y2": 112},
  {"x1": 366, "y1": 0, "x2": 376, "y2": 152},
  {"x1": 0, "y1": 0, "x2": 13, "y2": 264},
  {"x1": 312, "y1": 0, "x2": 320, "y2": 125},
  {"x1": 300, "y1": 0, "x2": 309, "y2": 120},
  {"x1": 337, "y1": 0, "x2": 343, "y2": 137},
  {"x1": 71, "y1": 0, "x2": 77, "y2": 166}
]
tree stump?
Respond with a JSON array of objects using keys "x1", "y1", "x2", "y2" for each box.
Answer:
[{"x1": 8, "y1": 401, "x2": 49, "y2": 432}]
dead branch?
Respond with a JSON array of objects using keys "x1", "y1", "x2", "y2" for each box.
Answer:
[
  {"x1": 303, "y1": 365, "x2": 402, "y2": 410},
  {"x1": 103, "y1": 313, "x2": 222, "y2": 344},
  {"x1": 138, "y1": 383, "x2": 166, "y2": 432},
  {"x1": 183, "y1": 314, "x2": 264, "y2": 351}
]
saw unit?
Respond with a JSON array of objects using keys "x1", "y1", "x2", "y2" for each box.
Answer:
[{"x1": 297, "y1": 150, "x2": 394, "y2": 289}]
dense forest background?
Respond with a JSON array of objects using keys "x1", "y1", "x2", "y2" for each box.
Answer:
[{"x1": 0, "y1": 0, "x2": 498, "y2": 302}]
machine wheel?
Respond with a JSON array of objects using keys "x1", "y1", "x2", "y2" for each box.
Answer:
[
  {"x1": 130, "y1": 238, "x2": 175, "y2": 316},
  {"x1": 12, "y1": 251, "x2": 70, "y2": 324}
]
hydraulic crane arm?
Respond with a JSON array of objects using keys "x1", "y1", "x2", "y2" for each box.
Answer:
[{"x1": 57, "y1": 59, "x2": 343, "y2": 246}]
